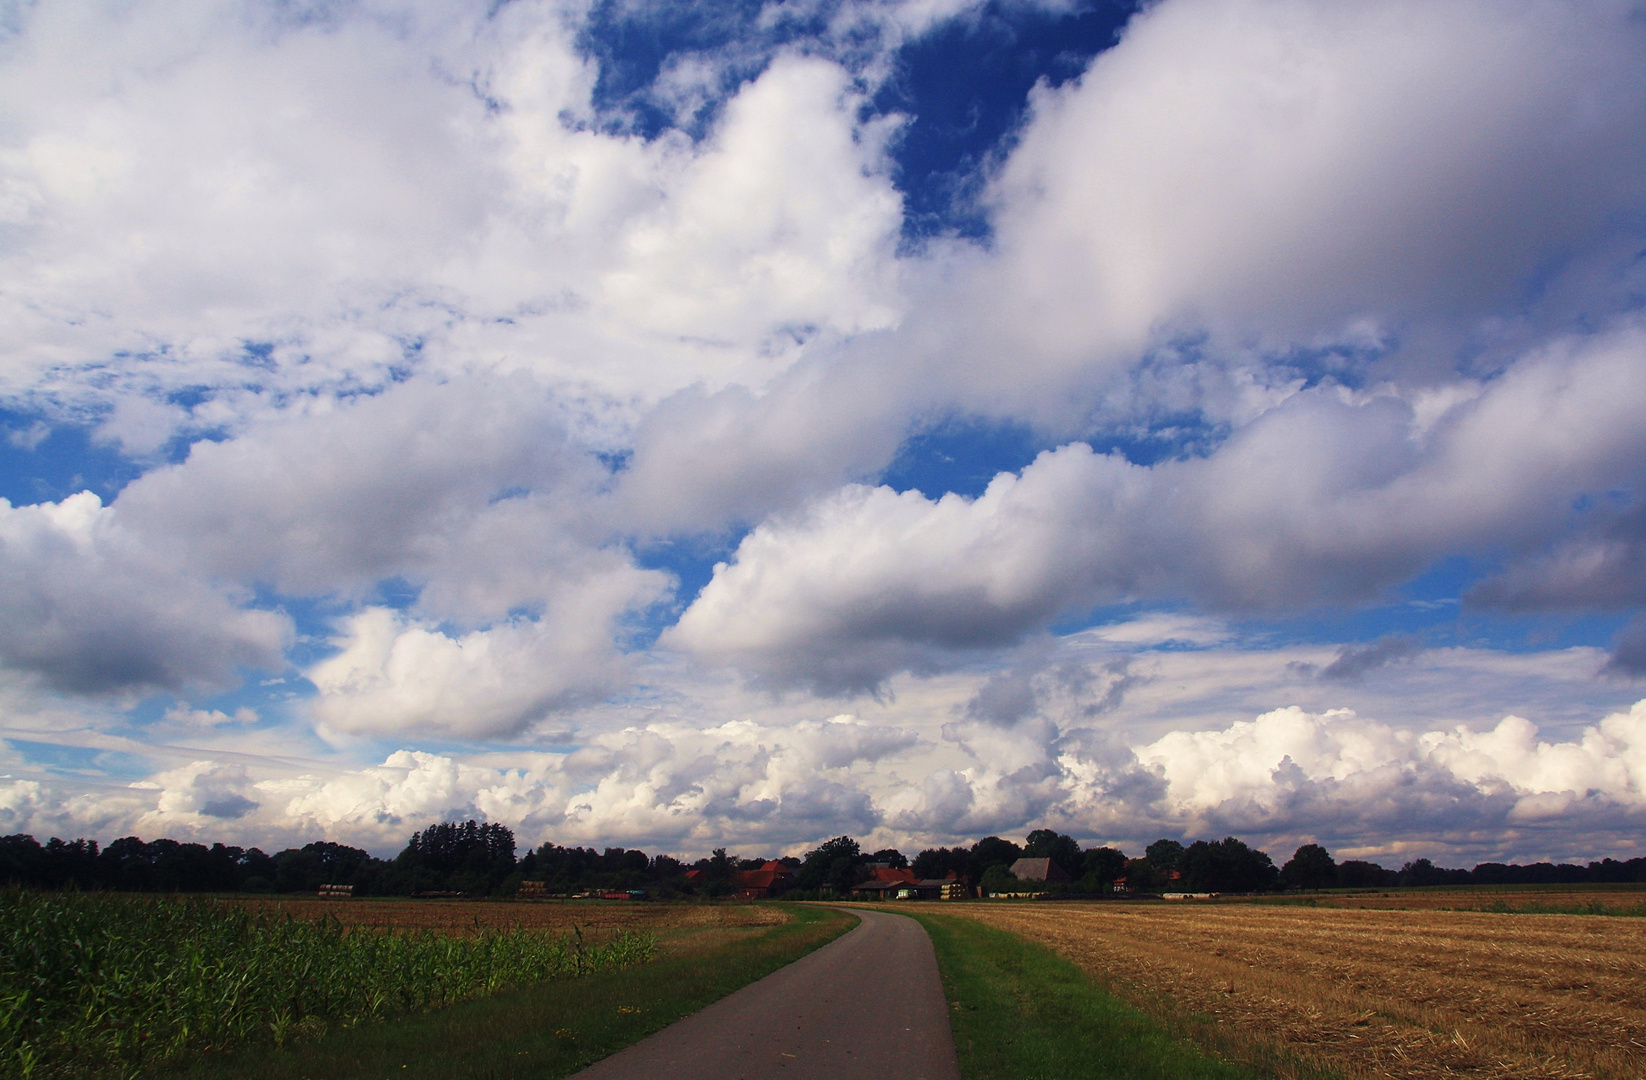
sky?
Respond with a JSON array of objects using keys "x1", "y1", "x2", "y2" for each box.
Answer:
[{"x1": 2, "y1": 0, "x2": 1646, "y2": 866}]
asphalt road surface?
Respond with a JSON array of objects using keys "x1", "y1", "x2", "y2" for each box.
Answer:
[{"x1": 569, "y1": 907, "x2": 961, "y2": 1080}]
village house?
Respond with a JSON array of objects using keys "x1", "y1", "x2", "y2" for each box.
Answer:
[
  {"x1": 1008, "y1": 857, "x2": 1071, "y2": 884},
  {"x1": 985, "y1": 857, "x2": 1071, "y2": 898},
  {"x1": 733, "y1": 860, "x2": 797, "y2": 899},
  {"x1": 851, "y1": 867, "x2": 970, "y2": 900}
]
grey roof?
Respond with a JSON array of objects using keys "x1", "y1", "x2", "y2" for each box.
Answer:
[{"x1": 1009, "y1": 857, "x2": 1069, "y2": 882}]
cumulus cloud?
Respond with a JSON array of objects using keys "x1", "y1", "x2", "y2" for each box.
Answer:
[
  {"x1": 964, "y1": 640, "x2": 1139, "y2": 726},
  {"x1": 139, "y1": 760, "x2": 261, "y2": 822},
  {"x1": 307, "y1": 595, "x2": 660, "y2": 740},
  {"x1": 266, "y1": 714, "x2": 919, "y2": 852},
  {"x1": 971, "y1": 0, "x2": 1646, "y2": 382},
  {"x1": 1131, "y1": 701, "x2": 1646, "y2": 839},
  {"x1": 0, "y1": 492, "x2": 289, "y2": 695},
  {"x1": 0, "y1": 1, "x2": 909, "y2": 416},
  {"x1": 672, "y1": 324, "x2": 1646, "y2": 691},
  {"x1": 115, "y1": 374, "x2": 585, "y2": 604}
]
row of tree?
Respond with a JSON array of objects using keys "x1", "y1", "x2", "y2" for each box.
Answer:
[
  {"x1": 0, "y1": 826, "x2": 768, "y2": 898},
  {"x1": 804, "y1": 829, "x2": 1646, "y2": 896},
  {"x1": 4, "y1": 826, "x2": 1644, "y2": 896}
]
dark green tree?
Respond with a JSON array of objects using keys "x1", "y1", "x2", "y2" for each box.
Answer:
[
  {"x1": 1397, "y1": 857, "x2": 1468, "y2": 887},
  {"x1": 1080, "y1": 846, "x2": 1128, "y2": 889},
  {"x1": 1179, "y1": 837, "x2": 1278, "y2": 892},
  {"x1": 1145, "y1": 838, "x2": 1186, "y2": 875},
  {"x1": 979, "y1": 864, "x2": 1019, "y2": 895},
  {"x1": 969, "y1": 836, "x2": 1023, "y2": 881},
  {"x1": 396, "y1": 820, "x2": 516, "y2": 894},
  {"x1": 797, "y1": 836, "x2": 861, "y2": 892},
  {"x1": 912, "y1": 846, "x2": 971, "y2": 881},
  {"x1": 1281, "y1": 843, "x2": 1337, "y2": 890},
  {"x1": 1023, "y1": 829, "x2": 1082, "y2": 874},
  {"x1": 1335, "y1": 859, "x2": 1395, "y2": 887},
  {"x1": 869, "y1": 848, "x2": 908, "y2": 869}
]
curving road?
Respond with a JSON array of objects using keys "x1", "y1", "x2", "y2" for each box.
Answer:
[{"x1": 570, "y1": 907, "x2": 961, "y2": 1080}]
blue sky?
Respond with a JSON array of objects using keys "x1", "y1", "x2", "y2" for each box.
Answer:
[{"x1": 1, "y1": 0, "x2": 1645, "y2": 864}]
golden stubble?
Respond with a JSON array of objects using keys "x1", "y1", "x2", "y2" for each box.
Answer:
[{"x1": 903, "y1": 901, "x2": 1646, "y2": 1080}]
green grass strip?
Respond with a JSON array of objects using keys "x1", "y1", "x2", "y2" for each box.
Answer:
[
  {"x1": 166, "y1": 904, "x2": 857, "y2": 1080},
  {"x1": 910, "y1": 912, "x2": 1267, "y2": 1080}
]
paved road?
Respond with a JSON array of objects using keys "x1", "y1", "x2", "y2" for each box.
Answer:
[{"x1": 570, "y1": 907, "x2": 961, "y2": 1080}]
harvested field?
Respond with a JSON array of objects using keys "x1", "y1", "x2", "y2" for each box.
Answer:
[
  {"x1": 906, "y1": 900, "x2": 1646, "y2": 1080},
  {"x1": 220, "y1": 897, "x2": 790, "y2": 941},
  {"x1": 1251, "y1": 885, "x2": 1646, "y2": 915}
]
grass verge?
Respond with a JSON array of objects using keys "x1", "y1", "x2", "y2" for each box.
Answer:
[
  {"x1": 910, "y1": 912, "x2": 1295, "y2": 1080},
  {"x1": 166, "y1": 903, "x2": 857, "y2": 1080},
  {"x1": 1470, "y1": 898, "x2": 1646, "y2": 916}
]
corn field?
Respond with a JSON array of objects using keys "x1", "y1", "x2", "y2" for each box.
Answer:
[{"x1": 0, "y1": 889, "x2": 657, "y2": 1079}]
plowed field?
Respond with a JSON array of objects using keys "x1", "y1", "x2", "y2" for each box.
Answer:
[{"x1": 907, "y1": 901, "x2": 1646, "y2": 1080}]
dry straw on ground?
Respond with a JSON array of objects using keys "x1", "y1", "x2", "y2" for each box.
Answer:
[{"x1": 909, "y1": 899, "x2": 1646, "y2": 1080}]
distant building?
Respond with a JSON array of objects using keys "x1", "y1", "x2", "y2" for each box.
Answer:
[
  {"x1": 854, "y1": 870, "x2": 969, "y2": 900},
  {"x1": 733, "y1": 860, "x2": 797, "y2": 898},
  {"x1": 1009, "y1": 857, "x2": 1071, "y2": 883},
  {"x1": 865, "y1": 866, "x2": 920, "y2": 885}
]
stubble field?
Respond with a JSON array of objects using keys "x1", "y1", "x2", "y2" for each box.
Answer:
[
  {"x1": 1253, "y1": 886, "x2": 1646, "y2": 915},
  {"x1": 907, "y1": 898, "x2": 1646, "y2": 1080}
]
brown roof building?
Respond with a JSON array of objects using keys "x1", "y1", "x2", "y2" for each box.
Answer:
[{"x1": 733, "y1": 860, "x2": 797, "y2": 898}]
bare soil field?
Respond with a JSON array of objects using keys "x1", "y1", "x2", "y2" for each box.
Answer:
[
  {"x1": 218, "y1": 897, "x2": 790, "y2": 944},
  {"x1": 906, "y1": 900, "x2": 1646, "y2": 1080}
]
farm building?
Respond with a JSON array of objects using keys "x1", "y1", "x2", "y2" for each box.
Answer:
[
  {"x1": 734, "y1": 860, "x2": 797, "y2": 898},
  {"x1": 852, "y1": 871, "x2": 970, "y2": 900},
  {"x1": 1009, "y1": 857, "x2": 1071, "y2": 883}
]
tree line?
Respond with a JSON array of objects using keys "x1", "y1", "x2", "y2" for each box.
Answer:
[
  {"x1": 0, "y1": 825, "x2": 767, "y2": 898},
  {"x1": 4, "y1": 825, "x2": 1644, "y2": 896}
]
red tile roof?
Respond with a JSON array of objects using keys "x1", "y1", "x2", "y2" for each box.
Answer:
[
  {"x1": 866, "y1": 866, "x2": 919, "y2": 884},
  {"x1": 733, "y1": 864, "x2": 797, "y2": 891}
]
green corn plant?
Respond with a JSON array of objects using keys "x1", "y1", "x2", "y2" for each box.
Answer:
[{"x1": 0, "y1": 890, "x2": 656, "y2": 1078}]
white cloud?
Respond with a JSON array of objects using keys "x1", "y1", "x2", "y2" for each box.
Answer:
[
  {"x1": 0, "y1": 1, "x2": 908, "y2": 417},
  {"x1": 1133, "y1": 700, "x2": 1646, "y2": 835},
  {"x1": 0, "y1": 491, "x2": 290, "y2": 695},
  {"x1": 971, "y1": 0, "x2": 1646, "y2": 382},
  {"x1": 671, "y1": 323, "x2": 1646, "y2": 691},
  {"x1": 6, "y1": 633, "x2": 1646, "y2": 863},
  {"x1": 113, "y1": 373, "x2": 617, "y2": 612},
  {"x1": 307, "y1": 594, "x2": 659, "y2": 740},
  {"x1": 162, "y1": 705, "x2": 258, "y2": 728},
  {"x1": 265, "y1": 713, "x2": 919, "y2": 852},
  {"x1": 139, "y1": 759, "x2": 261, "y2": 822},
  {"x1": 597, "y1": 54, "x2": 904, "y2": 364}
]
